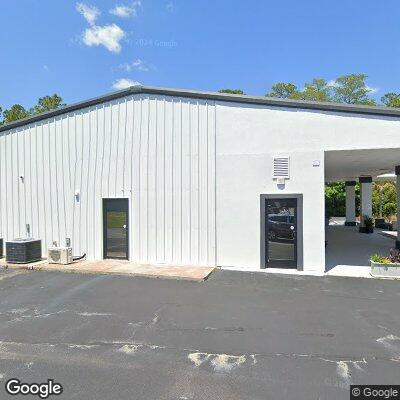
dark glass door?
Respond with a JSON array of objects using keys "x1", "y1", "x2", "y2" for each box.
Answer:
[
  {"x1": 265, "y1": 198, "x2": 297, "y2": 268},
  {"x1": 103, "y1": 199, "x2": 129, "y2": 260}
]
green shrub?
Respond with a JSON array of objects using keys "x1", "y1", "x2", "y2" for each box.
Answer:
[{"x1": 370, "y1": 254, "x2": 391, "y2": 264}]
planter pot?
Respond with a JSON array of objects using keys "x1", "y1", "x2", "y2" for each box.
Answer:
[
  {"x1": 359, "y1": 226, "x2": 374, "y2": 234},
  {"x1": 370, "y1": 261, "x2": 400, "y2": 278}
]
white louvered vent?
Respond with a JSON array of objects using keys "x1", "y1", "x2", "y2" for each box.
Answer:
[{"x1": 273, "y1": 157, "x2": 290, "y2": 179}]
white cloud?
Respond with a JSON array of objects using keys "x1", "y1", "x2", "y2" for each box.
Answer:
[
  {"x1": 120, "y1": 58, "x2": 152, "y2": 72},
  {"x1": 110, "y1": 2, "x2": 141, "y2": 18},
  {"x1": 76, "y1": 3, "x2": 100, "y2": 26},
  {"x1": 166, "y1": 2, "x2": 174, "y2": 11},
  {"x1": 83, "y1": 24, "x2": 125, "y2": 53},
  {"x1": 366, "y1": 85, "x2": 379, "y2": 94},
  {"x1": 112, "y1": 78, "x2": 141, "y2": 90}
]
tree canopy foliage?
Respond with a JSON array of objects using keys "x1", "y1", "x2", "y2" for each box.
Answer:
[
  {"x1": 265, "y1": 74, "x2": 382, "y2": 105},
  {"x1": 381, "y1": 93, "x2": 400, "y2": 108},
  {"x1": 332, "y1": 74, "x2": 376, "y2": 105},
  {"x1": 0, "y1": 94, "x2": 65, "y2": 125},
  {"x1": 218, "y1": 89, "x2": 245, "y2": 95},
  {"x1": 325, "y1": 181, "x2": 397, "y2": 218}
]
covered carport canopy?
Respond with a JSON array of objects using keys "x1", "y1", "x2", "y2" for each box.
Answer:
[
  {"x1": 324, "y1": 148, "x2": 400, "y2": 274},
  {"x1": 325, "y1": 148, "x2": 400, "y2": 182}
]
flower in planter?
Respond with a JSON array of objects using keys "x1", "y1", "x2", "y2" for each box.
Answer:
[
  {"x1": 370, "y1": 249, "x2": 400, "y2": 264},
  {"x1": 389, "y1": 248, "x2": 400, "y2": 263}
]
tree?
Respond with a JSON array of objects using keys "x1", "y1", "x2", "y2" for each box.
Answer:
[
  {"x1": 31, "y1": 94, "x2": 65, "y2": 114},
  {"x1": 266, "y1": 82, "x2": 298, "y2": 99},
  {"x1": 372, "y1": 181, "x2": 397, "y2": 218},
  {"x1": 326, "y1": 180, "x2": 396, "y2": 219},
  {"x1": 381, "y1": 93, "x2": 400, "y2": 108},
  {"x1": 325, "y1": 182, "x2": 347, "y2": 217},
  {"x1": 218, "y1": 89, "x2": 245, "y2": 95},
  {"x1": 2, "y1": 104, "x2": 30, "y2": 123},
  {"x1": 293, "y1": 79, "x2": 332, "y2": 102},
  {"x1": 0, "y1": 94, "x2": 65, "y2": 125},
  {"x1": 330, "y1": 74, "x2": 376, "y2": 105}
]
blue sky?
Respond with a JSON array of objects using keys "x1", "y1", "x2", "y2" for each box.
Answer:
[{"x1": 1, "y1": 0, "x2": 400, "y2": 109}]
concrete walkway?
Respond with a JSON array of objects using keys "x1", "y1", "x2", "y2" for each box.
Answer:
[
  {"x1": 0, "y1": 259, "x2": 215, "y2": 282},
  {"x1": 325, "y1": 225, "x2": 395, "y2": 277}
]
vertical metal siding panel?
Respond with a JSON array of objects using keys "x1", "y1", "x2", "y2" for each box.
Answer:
[
  {"x1": 31, "y1": 125, "x2": 40, "y2": 240},
  {"x1": 80, "y1": 112, "x2": 88, "y2": 255},
  {"x1": 42, "y1": 121, "x2": 55, "y2": 252},
  {"x1": 172, "y1": 100, "x2": 183, "y2": 264},
  {"x1": 147, "y1": 97, "x2": 158, "y2": 263},
  {"x1": 180, "y1": 101, "x2": 191, "y2": 264},
  {"x1": 62, "y1": 116, "x2": 73, "y2": 244},
  {"x1": 115, "y1": 100, "x2": 126, "y2": 198},
  {"x1": 163, "y1": 99, "x2": 174, "y2": 263},
  {"x1": 13, "y1": 130, "x2": 19, "y2": 237},
  {"x1": 109, "y1": 102, "x2": 120, "y2": 198},
  {"x1": 44, "y1": 122, "x2": 54, "y2": 247},
  {"x1": 19, "y1": 129, "x2": 26, "y2": 237},
  {"x1": 11, "y1": 129, "x2": 19, "y2": 238},
  {"x1": 208, "y1": 103, "x2": 217, "y2": 265},
  {"x1": 156, "y1": 98, "x2": 166, "y2": 262},
  {"x1": 132, "y1": 97, "x2": 142, "y2": 262},
  {"x1": 198, "y1": 101, "x2": 208, "y2": 265},
  {"x1": 57, "y1": 117, "x2": 67, "y2": 246},
  {"x1": 5, "y1": 131, "x2": 11, "y2": 238},
  {"x1": 123, "y1": 98, "x2": 132, "y2": 195},
  {"x1": 124, "y1": 98, "x2": 134, "y2": 261},
  {"x1": 51, "y1": 119, "x2": 61, "y2": 245},
  {"x1": 36, "y1": 124, "x2": 47, "y2": 247},
  {"x1": 190, "y1": 102, "x2": 199, "y2": 265},
  {"x1": 101, "y1": 104, "x2": 111, "y2": 199},
  {"x1": 94, "y1": 105, "x2": 105, "y2": 259},
  {"x1": 7, "y1": 131, "x2": 12, "y2": 239},
  {"x1": 139, "y1": 97, "x2": 149, "y2": 262},
  {"x1": 70, "y1": 114, "x2": 79, "y2": 252},
  {"x1": 74, "y1": 113, "x2": 83, "y2": 254},
  {"x1": 84, "y1": 109, "x2": 95, "y2": 257},
  {"x1": 25, "y1": 127, "x2": 33, "y2": 239}
]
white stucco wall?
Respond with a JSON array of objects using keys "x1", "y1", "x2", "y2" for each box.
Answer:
[{"x1": 215, "y1": 102, "x2": 400, "y2": 272}]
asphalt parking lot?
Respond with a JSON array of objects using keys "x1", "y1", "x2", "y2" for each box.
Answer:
[{"x1": 0, "y1": 268, "x2": 399, "y2": 399}]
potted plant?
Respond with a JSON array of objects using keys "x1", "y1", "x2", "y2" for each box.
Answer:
[
  {"x1": 370, "y1": 249, "x2": 400, "y2": 278},
  {"x1": 362, "y1": 215, "x2": 374, "y2": 233}
]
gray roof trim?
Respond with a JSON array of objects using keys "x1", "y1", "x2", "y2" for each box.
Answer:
[{"x1": 2, "y1": 85, "x2": 400, "y2": 132}]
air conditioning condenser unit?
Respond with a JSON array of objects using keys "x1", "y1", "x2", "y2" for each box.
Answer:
[{"x1": 48, "y1": 247, "x2": 73, "y2": 265}]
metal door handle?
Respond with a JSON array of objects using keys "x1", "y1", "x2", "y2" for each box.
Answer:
[
  {"x1": 123, "y1": 225, "x2": 127, "y2": 229},
  {"x1": 290, "y1": 226, "x2": 295, "y2": 230}
]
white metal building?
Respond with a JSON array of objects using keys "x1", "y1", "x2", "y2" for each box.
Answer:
[{"x1": 1, "y1": 86, "x2": 400, "y2": 274}]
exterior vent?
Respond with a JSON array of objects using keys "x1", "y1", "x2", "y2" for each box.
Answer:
[{"x1": 273, "y1": 157, "x2": 290, "y2": 179}]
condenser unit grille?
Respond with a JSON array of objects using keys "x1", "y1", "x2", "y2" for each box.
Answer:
[
  {"x1": 49, "y1": 249, "x2": 61, "y2": 262},
  {"x1": 273, "y1": 157, "x2": 290, "y2": 179}
]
